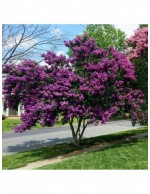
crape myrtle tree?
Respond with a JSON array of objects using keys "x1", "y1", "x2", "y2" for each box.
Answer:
[
  {"x1": 126, "y1": 26, "x2": 148, "y2": 103},
  {"x1": 3, "y1": 34, "x2": 144, "y2": 146},
  {"x1": 125, "y1": 26, "x2": 148, "y2": 125}
]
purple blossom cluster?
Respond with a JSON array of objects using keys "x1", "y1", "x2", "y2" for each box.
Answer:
[
  {"x1": 3, "y1": 34, "x2": 144, "y2": 134},
  {"x1": 41, "y1": 51, "x2": 70, "y2": 68},
  {"x1": 3, "y1": 60, "x2": 48, "y2": 110}
]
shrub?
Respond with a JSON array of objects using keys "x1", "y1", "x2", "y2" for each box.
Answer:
[{"x1": 2, "y1": 115, "x2": 6, "y2": 120}]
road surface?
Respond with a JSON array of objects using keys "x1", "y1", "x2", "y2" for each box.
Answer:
[{"x1": 2, "y1": 120, "x2": 141, "y2": 156}]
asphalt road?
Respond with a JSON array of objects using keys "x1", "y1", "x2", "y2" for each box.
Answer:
[{"x1": 2, "y1": 120, "x2": 141, "y2": 156}]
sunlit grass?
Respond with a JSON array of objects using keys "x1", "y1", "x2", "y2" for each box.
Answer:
[{"x1": 39, "y1": 137, "x2": 148, "y2": 170}]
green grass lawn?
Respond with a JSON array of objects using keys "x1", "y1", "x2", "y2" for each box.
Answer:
[
  {"x1": 2, "y1": 119, "x2": 22, "y2": 132},
  {"x1": 39, "y1": 137, "x2": 148, "y2": 170},
  {"x1": 2, "y1": 127, "x2": 148, "y2": 170},
  {"x1": 2, "y1": 117, "x2": 77, "y2": 133}
]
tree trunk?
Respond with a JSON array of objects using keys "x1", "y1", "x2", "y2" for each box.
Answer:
[{"x1": 69, "y1": 118, "x2": 88, "y2": 146}]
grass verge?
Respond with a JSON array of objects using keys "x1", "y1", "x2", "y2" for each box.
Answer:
[
  {"x1": 2, "y1": 127, "x2": 148, "y2": 170},
  {"x1": 38, "y1": 137, "x2": 148, "y2": 169},
  {"x1": 2, "y1": 117, "x2": 78, "y2": 133}
]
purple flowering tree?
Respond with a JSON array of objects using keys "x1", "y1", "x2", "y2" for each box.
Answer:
[
  {"x1": 3, "y1": 34, "x2": 144, "y2": 145},
  {"x1": 126, "y1": 27, "x2": 148, "y2": 104},
  {"x1": 126, "y1": 27, "x2": 148, "y2": 125}
]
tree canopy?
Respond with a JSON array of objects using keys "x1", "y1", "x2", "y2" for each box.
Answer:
[
  {"x1": 126, "y1": 27, "x2": 148, "y2": 104},
  {"x1": 3, "y1": 34, "x2": 144, "y2": 145},
  {"x1": 84, "y1": 24, "x2": 126, "y2": 51}
]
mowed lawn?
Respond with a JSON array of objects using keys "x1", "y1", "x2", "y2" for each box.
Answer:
[
  {"x1": 39, "y1": 137, "x2": 148, "y2": 170},
  {"x1": 2, "y1": 127, "x2": 148, "y2": 170},
  {"x1": 2, "y1": 119, "x2": 22, "y2": 132}
]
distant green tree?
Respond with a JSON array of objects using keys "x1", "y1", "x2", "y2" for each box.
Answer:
[
  {"x1": 139, "y1": 24, "x2": 148, "y2": 28},
  {"x1": 67, "y1": 47, "x2": 73, "y2": 57},
  {"x1": 84, "y1": 24, "x2": 126, "y2": 51}
]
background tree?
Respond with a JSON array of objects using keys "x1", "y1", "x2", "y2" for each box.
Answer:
[
  {"x1": 126, "y1": 27, "x2": 148, "y2": 104},
  {"x1": 3, "y1": 34, "x2": 144, "y2": 145},
  {"x1": 67, "y1": 24, "x2": 126, "y2": 57},
  {"x1": 139, "y1": 24, "x2": 148, "y2": 28},
  {"x1": 84, "y1": 24, "x2": 126, "y2": 51},
  {"x1": 2, "y1": 24, "x2": 66, "y2": 64},
  {"x1": 126, "y1": 26, "x2": 148, "y2": 125}
]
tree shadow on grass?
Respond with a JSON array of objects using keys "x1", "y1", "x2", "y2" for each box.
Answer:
[{"x1": 2, "y1": 138, "x2": 82, "y2": 169}]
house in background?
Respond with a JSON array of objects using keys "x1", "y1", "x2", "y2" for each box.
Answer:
[
  {"x1": 2, "y1": 73, "x2": 24, "y2": 117},
  {"x1": 2, "y1": 99, "x2": 24, "y2": 117}
]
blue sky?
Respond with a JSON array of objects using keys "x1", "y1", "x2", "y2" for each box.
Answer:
[
  {"x1": 3, "y1": 24, "x2": 139, "y2": 63},
  {"x1": 50, "y1": 24, "x2": 139, "y2": 57},
  {"x1": 54, "y1": 24, "x2": 86, "y2": 38},
  {"x1": 51, "y1": 24, "x2": 87, "y2": 56}
]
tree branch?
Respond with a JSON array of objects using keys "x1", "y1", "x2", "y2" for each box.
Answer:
[
  {"x1": 69, "y1": 117, "x2": 76, "y2": 140},
  {"x1": 80, "y1": 120, "x2": 88, "y2": 139},
  {"x1": 75, "y1": 117, "x2": 82, "y2": 137},
  {"x1": 3, "y1": 25, "x2": 26, "y2": 64},
  {"x1": 2, "y1": 24, "x2": 67, "y2": 64}
]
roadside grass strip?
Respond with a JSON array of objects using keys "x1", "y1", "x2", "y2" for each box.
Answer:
[{"x1": 38, "y1": 137, "x2": 148, "y2": 170}]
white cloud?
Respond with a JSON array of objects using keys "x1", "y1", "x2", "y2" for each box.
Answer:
[
  {"x1": 114, "y1": 24, "x2": 139, "y2": 37},
  {"x1": 39, "y1": 60, "x2": 47, "y2": 66},
  {"x1": 51, "y1": 28, "x2": 63, "y2": 36},
  {"x1": 12, "y1": 59, "x2": 22, "y2": 64},
  {"x1": 56, "y1": 50, "x2": 69, "y2": 58},
  {"x1": 56, "y1": 50, "x2": 65, "y2": 56},
  {"x1": 4, "y1": 34, "x2": 37, "y2": 49}
]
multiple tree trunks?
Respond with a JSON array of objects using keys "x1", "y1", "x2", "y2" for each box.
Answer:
[{"x1": 69, "y1": 118, "x2": 87, "y2": 146}]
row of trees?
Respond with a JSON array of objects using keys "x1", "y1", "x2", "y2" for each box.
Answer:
[{"x1": 2, "y1": 24, "x2": 148, "y2": 145}]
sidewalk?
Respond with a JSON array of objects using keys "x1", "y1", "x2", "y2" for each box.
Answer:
[{"x1": 16, "y1": 132, "x2": 148, "y2": 170}]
